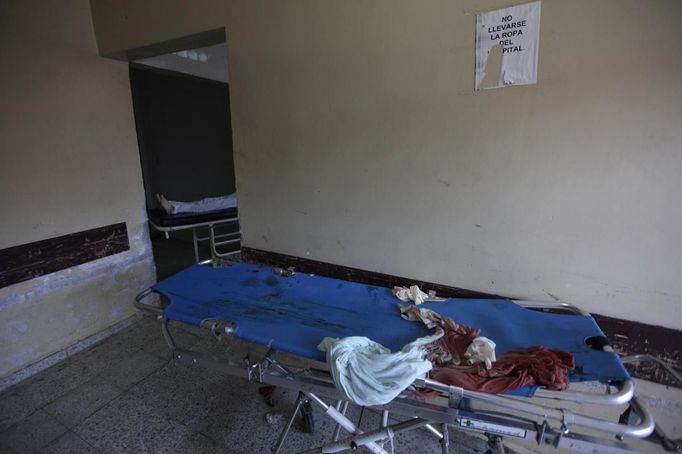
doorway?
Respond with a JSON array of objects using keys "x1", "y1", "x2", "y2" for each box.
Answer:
[{"x1": 128, "y1": 36, "x2": 238, "y2": 278}]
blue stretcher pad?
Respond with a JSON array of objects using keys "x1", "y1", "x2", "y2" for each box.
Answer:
[{"x1": 153, "y1": 263, "x2": 629, "y2": 396}]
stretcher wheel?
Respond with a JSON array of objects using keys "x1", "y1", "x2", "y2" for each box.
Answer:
[{"x1": 300, "y1": 400, "x2": 315, "y2": 434}]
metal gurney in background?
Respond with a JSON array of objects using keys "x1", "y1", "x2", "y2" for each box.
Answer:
[
  {"x1": 147, "y1": 208, "x2": 240, "y2": 263},
  {"x1": 135, "y1": 261, "x2": 666, "y2": 453}
]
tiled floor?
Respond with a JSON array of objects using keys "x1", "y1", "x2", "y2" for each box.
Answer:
[{"x1": 0, "y1": 315, "x2": 492, "y2": 454}]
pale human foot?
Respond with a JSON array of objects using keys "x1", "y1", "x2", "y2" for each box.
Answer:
[{"x1": 157, "y1": 194, "x2": 172, "y2": 215}]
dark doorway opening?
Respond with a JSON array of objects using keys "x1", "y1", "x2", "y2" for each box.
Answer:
[{"x1": 129, "y1": 46, "x2": 237, "y2": 278}]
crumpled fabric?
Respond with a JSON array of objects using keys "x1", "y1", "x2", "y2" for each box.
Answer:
[
  {"x1": 392, "y1": 285, "x2": 445, "y2": 305},
  {"x1": 317, "y1": 331, "x2": 442, "y2": 406},
  {"x1": 399, "y1": 305, "x2": 575, "y2": 393},
  {"x1": 430, "y1": 347, "x2": 575, "y2": 393},
  {"x1": 399, "y1": 305, "x2": 480, "y2": 365},
  {"x1": 398, "y1": 305, "x2": 445, "y2": 329},
  {"x1": 465, "y1": 337, "x2": 496, "y2": 369}
]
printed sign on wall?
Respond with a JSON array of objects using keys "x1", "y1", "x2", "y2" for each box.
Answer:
[{"x1": 475, "y1": 1, "x2": 541, "y2": 90}]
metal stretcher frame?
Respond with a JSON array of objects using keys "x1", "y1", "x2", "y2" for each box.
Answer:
[
  {"x1": 134, "y1": 264, "x2": 664, "y2": 454},
  {"x1": 148, "y1": 215, "x2": 240, "y2": 263}
]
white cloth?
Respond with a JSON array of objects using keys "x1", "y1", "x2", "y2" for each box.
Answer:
[
  {"x1": 392, "y1": 285, "x2": 445, "y2": 305},
  {"x1": 465, "y1": 336, "x2": 497, "y2": 369},
  {"x1": 317, "y1": 332, "x2": 442, "y2": 406},
  {"x1": 168, "y1": 193, "x2": 237, "y2": 214}
]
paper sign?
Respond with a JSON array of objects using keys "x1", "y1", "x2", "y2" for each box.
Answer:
[{"x1": 475, "y1": 1, "x2": 541, "y2": 90}]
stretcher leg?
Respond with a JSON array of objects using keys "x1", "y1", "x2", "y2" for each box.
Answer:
[
  {"x1": 161, "y1": 317, "x2": 176, "y2": 351},
  {"x1": 301, "y1": 400, "x2": 315, "y2": 434},
  {"x1": 192, "y1": 227, "x2": 200, "y2": 263},
  {"x1": 381, "y1": 410, "x2": 395, "y2": 454},
  {"x1": 273, "y1": 391, "x2": 306, "y2": 454},
  {"x1": 440, "y1": 423, "x2": 449, "y2": 454},
  {"x1": 424, "y1": 423, "x2": 444, "y2": 440},
  {"x1": 304, "y1": 392, "x2": 389, "y2": 454},
  {"x1": 331, "y1": 401, "x2": 348, "y2": 442},
  {"x1": 381, "y1": 410, "x2": 389, "y2": 427}
]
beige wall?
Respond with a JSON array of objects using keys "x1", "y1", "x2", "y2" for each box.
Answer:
[
  {"x1": 0, "y1": 0, "x2": 155, "y2": 378},
  {"x1": 90, "y1": 0, "x2": 230, "y2": 57},
  {"x1": 90, "y1": 0, "x2": 682, "y2": 329}
]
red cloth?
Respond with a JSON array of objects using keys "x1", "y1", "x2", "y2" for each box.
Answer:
[
  {"x1": 420, "y1": 311, "x2": 575, "y2": 393},
  {"x1": 430, "y1": 346, "x2": 575, "y2": 393},
  {"x1": 424, "y1": 316, "x2": 480, "y2": 366}
]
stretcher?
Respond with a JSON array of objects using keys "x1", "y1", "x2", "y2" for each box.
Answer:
[
  {"x1": 134, "y1": 261, "x2": 665, "y2": 453},
  {"x1": 148, "y1": 208, "x2": 240, "y2": 262}
]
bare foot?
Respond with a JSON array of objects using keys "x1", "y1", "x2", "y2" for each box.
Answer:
[{"x1": 157, "y1": 194, "x2": 172, "y2": 215}]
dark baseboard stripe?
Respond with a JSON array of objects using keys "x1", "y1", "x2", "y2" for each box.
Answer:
[
  {"x1": 241, "y1": 246, "x2": 681, "y2": 387},
  {"x1": 0, "y1": 223, "x2": 130, "y2": 288}
]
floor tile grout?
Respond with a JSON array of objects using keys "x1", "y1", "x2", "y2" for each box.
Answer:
[
  {"x1": 70, "y1": 356, "x2": 168, "y2": 433},
  {"x1": 97, "y1": 353, "x2": 171, "y2": 391},
  {"x1": 69, "y1": 429, "x2": 104, "y2": 453},
  {"x1": 42, "y1": 375, "x2": 126, "y2": 430}
]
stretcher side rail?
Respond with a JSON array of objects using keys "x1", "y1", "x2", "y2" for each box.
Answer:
[
  {"x1": 148, "y1": 215, "x2": 239, "y2": 234},
  {"x1": 531, "y1": 378, "x2": 633, "y2": 406},
  {"x1": 413, "y1": 378, "x2": 654, "y2": 439},
  {"x1": 208, "y1": 224, "x2": 241, "y2": 262},
  {"x1": 513, "y1": 299, "x2": 636, "y2": 405},
  {"x1": 621, "y1": 355, "x2": 682, "y2": 452},
  {"x1": 168, "y1": 342, "x2": 656, "y2": 453},
  {"x1": 133, "y1": 281, "x2": 659, "y2": 453},
  {"x1": 149, "y1": 215, "x2": 241, "y2": 263},
  {"x1": 134, "y1": 288, "x2": 162, "y2": 314},
  {"x1": 514, "y1": 299, "x2": 591, "y2": 316}
]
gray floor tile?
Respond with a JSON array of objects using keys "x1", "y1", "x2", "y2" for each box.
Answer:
[
  {"x1": 188, "y1": 338, "x2": 250, "y2": 384},
  {"x1": 97, "y1": 350, "x2": 167, "y2": 389},
  {"x1": 0, "y1": 409, "x2": 68, "y2": 454},
  {"x1": 151, "y1": 420, "x2": 221, "y2": 454},
  {"x1": 139, "y1": 323, "x2": 203, "y2": 359},
  {"x1": 71, "y1": 329, "x2": 145, "y2": 369},
  {"x1": 13, "y1": 358, "x2": 98, "y2": 408},
  {"x1": 38, "y1": 431, "x2": 100, "y2": 454},
  {"x1": 43, "y1": 377, "x2": 123, "y2": 428},
  {"x1": 0, "y1": 391, "x2": 37, "y2": 431},
  {"x1": 73, "y1": 388, "x2": 171, "y2": 453},
  {"x1": 175, "y1": 322, "x2": 211, "y2": 340},
  {"x1": 134, "y1": 329, "x2": 173, "y2": 360},
  {"x1": 125, "y1": 362, "x2": 221, "y2": 427},
  {"x1": 143, "y1": 360, "x2": 208, "y2": 389},
  {"x1": 108, "y1": 315, "x2": 162, "y2": 351},
  {"x1": 186, "y1": 384, "x2": 329, "y2": 453}
]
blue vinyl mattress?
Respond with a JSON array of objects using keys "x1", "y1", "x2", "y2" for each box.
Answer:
[{"x1": 153, "y1": 263, "x2": 629, "y2": 394}]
